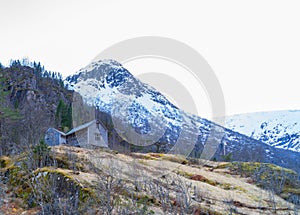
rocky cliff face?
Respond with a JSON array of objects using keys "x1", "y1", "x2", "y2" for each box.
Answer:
[{"x1": 0, "y1": 63, "x2": 73, "y2": 154}]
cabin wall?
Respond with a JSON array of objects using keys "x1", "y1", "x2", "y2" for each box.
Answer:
[
  {"x1": 45, "y1": 128, "x2": 62, "y2": 146},
  {"x1": 74, "y1": 128, "x2": 88, "y2": 147},
  {"x1": 66, "y1": 133, "x2": 78, "y2": 146},
  {"x1": 88, "y1": 122, "x2": 107, "y2": 147},
  {"x1": 59, "y1": 135, "x2": 66, "y2": 145}
]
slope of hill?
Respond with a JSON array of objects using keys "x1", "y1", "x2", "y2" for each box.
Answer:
[
  {"x1": 0, "y1": 145, "x2": 298, "y2": 214},
  {"x1": 0, "y1": 62, "x2": 73, "y2": 155},
  {"x1": 225, "y1": 110, "x2": 300, "y2": 152}
]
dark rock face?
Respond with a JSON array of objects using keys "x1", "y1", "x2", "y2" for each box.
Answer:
[{"x1": 0, "y1": 65, "x2": 73, "y2": 154}]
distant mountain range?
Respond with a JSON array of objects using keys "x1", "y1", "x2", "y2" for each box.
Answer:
[
  {"x1": 226, "y1": 110, "x2": 300, "y2": 152},
  {"x1": 65, "y1": 59, "x2": 300, "y2": 173}
]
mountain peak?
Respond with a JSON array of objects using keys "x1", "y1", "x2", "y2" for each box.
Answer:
[
  {"x1": 83, "y1": 59, "x2": 123, "y2": 73},
  {"x1": 65, "y1": 59, "x2": 129, "y2": 90}
]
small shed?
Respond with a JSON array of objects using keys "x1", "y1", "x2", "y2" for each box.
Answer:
[
  {"x1": 45, "y1": 128, "x2": 66, "y2": 146},
  {"x1": 66, "y1": 120, "x2": 108, "y2": 148}
]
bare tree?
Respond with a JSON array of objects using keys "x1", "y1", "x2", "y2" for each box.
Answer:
[{"x1": 224, "y1": 195, "x2": 237, "y2": 215}]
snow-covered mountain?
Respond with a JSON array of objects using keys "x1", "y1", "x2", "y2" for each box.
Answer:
[
  {"x1": 66, "y1": 59, "x2": 212, "y2": 153},
  {"x1": 65, "y1": 59, "x2": 300, "y2": 172},
  {"x1": 226, "y1": 110, "x2": 300, "y2": 152}
]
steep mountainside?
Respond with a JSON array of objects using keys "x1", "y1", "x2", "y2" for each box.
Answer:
[
  {"x1": 66, "y1": 60, "x2": 300, "y2": 173},
  {"x1": 225, "y1": 110, "x2": 300, "y2": 152},
  {"x1": 0, "y1": 62, "x2": 73, "y2": 155}
]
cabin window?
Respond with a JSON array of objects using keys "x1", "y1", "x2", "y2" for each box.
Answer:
[{"x1": 95, "y1": 133, "x2": 101, "y2": 141}]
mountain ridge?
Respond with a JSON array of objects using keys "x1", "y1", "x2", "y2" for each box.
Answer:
[{"x1": 226, "y1": 110, "x2": 300, "y2": 152}]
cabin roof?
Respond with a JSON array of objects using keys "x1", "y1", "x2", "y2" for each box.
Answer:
[
  {"x1": 66, "y1": 119, "x2": 107, "y2": 136},
  {"x1": 66, "y1": 120, "x2": 95, "y2": 135},
  {"x1": 47, "y1": 127, "x2": 66, "y2": 136}
]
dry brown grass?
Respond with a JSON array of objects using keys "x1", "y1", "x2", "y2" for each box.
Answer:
[{"x1": 1, "y1": 145, "x2": 296, "y2": 215}]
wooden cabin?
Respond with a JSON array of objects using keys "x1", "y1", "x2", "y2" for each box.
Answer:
[
  {"x1": 45, "y1": 120, "x2": 108, "y2": 148},
  {"x1": 66, "y1": 120, "x2": 108, "y2": 148}
]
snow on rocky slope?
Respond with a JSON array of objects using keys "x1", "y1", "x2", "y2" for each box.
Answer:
[
  {"x1": 226, "y1": 110, "x2": 300, "y2": 152},
  {"x1": 65, "y1": 59, "x2": 300, "y2": 172}
]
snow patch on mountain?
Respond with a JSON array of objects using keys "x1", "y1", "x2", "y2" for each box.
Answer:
[{"x1": 225, "y1": 110, "x2": 300, "y2": 152}]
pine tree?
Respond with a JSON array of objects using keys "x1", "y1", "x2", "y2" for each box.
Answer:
[
  {"x1": 55, "y1": 100, "x2": 72, "y2": 132},
  {"x1": 10, "y1": 60, "x2": 21, "y2": 68}
]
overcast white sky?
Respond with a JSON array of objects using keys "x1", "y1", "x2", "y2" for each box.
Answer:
[{"x1": 1, "y1": 0, "x2": 300, "y2": 118}]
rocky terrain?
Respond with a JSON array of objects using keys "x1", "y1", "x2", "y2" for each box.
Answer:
[{"x1": 1, "y1": 145, "x2": 299, "y2": 215}]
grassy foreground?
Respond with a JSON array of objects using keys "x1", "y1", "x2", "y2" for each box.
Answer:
[{"x1": 0, "y1": 145, "x2": 299, "y2": 214}]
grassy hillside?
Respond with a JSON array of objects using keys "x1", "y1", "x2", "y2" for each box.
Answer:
[{"x1": 0, "y1": 145, "x2": 299, "y2": 214}]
